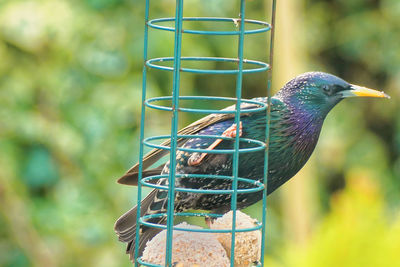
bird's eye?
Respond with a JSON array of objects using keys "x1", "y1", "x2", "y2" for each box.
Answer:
[{"x1": 322, "y1": 85, "x2": 331, "y2": 94}]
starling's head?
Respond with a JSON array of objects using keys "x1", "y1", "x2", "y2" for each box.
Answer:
[{"x1": 275, "y1": 72, "x2": 390, "y2": 117}]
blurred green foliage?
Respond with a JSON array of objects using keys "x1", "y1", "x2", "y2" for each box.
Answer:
[
  {"x1": 0, "y1": 0, "x2": 399, "y2": 266},
  {"x1": 265, "y1": 171, "x2": 400, "y2": 267}
]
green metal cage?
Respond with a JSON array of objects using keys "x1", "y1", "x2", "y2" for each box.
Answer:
[{"x1": 135, "y1": 0, "x2": 276, "y2": 266}]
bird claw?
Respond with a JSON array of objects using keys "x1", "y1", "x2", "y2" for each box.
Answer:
[
  {"x1": 187, "y1": 152, "x2": 203, "y2": 166},
  {"x1": 205, "y1": 215, "x2": 216, "y2": 228},
  {"x1": 188, "y1": 122, "x2": 242, "y2": 166},
  {"x1": 224, "y1": 121, "x2": 243, "y2": 138}
]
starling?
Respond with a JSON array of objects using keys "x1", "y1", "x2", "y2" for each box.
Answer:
[{"x1": 114, "y1": 72, "x2": 389, "y2": 260}]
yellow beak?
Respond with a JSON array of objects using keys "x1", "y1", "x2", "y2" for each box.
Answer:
[{"x1": 341, "y1": 84, "x2": 390, "y2": 99}]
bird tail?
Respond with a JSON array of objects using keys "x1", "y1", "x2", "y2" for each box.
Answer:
[{"x1": 114, "y1": 189, "x2": 164, "y2": 261}]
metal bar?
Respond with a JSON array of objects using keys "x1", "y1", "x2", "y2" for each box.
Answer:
[
  {"x1": 230, "y1": 0, "x2": 247, "y2": 265},
  {"x1": 134, "y1": 0, "x2": 151, "y2": 265},
  {"x1": 165, "y1": 0, "x2": 184, "y2": 265},
  {"x1": 268, "y1": 0, "x2": 277, "y2": 73},
  {"x1": 260, "y1": 0, "x2": 277, "y2": 265}
]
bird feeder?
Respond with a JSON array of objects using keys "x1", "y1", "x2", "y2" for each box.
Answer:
[{"x1": 134, "y1": 0, "x2": 276, "y2": 266}]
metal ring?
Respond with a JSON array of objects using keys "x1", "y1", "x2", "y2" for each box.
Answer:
[
  {"x1": 143, "y1": 135, "x2": 266, "y2": 154},
  {"x1": 139, "y1": 212, "x2": 262, "y2": 233},
  {"x1": 137, "y1": 257, "x2": 163, "y2": 267},
  {"x1": 148, "y1": 17, "x2": 271, "y2": 35},
  {"x1": 146, "y1": 57, "x2": 270, "y2": 74},
  {"x1": 145, "y1": 95, "x2": 267, "y2": 114},
  {"x1": 137, "y1": 257, "x2": 261, "y2": 267},
  {"x1": 140, "y1": 174, "x2": 265, "y2": 194}
]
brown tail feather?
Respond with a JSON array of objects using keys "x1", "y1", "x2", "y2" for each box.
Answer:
[{"x1": 114, "y1": 189, "x2": 160, "y2": 259}]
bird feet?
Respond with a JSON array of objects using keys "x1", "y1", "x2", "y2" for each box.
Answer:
[
  {"x1": 205, "y1": 215, "x2": 216, "y2": 228},
  {"x1": 188, "y1": 122, "x2": 243, "y2": 166}
]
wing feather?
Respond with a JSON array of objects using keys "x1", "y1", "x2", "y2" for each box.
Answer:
[{"x1": 117, "y1": 102, "x2": 263, "y2": 185}]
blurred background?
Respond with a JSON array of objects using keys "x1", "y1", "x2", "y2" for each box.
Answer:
[{"x1": 0, "y1": 0, "x2": 399, "y2": 266}]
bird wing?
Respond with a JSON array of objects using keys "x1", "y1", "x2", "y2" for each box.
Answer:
[{"x1": 117, "y1": 101, "x2": 264, "y2": 185}]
